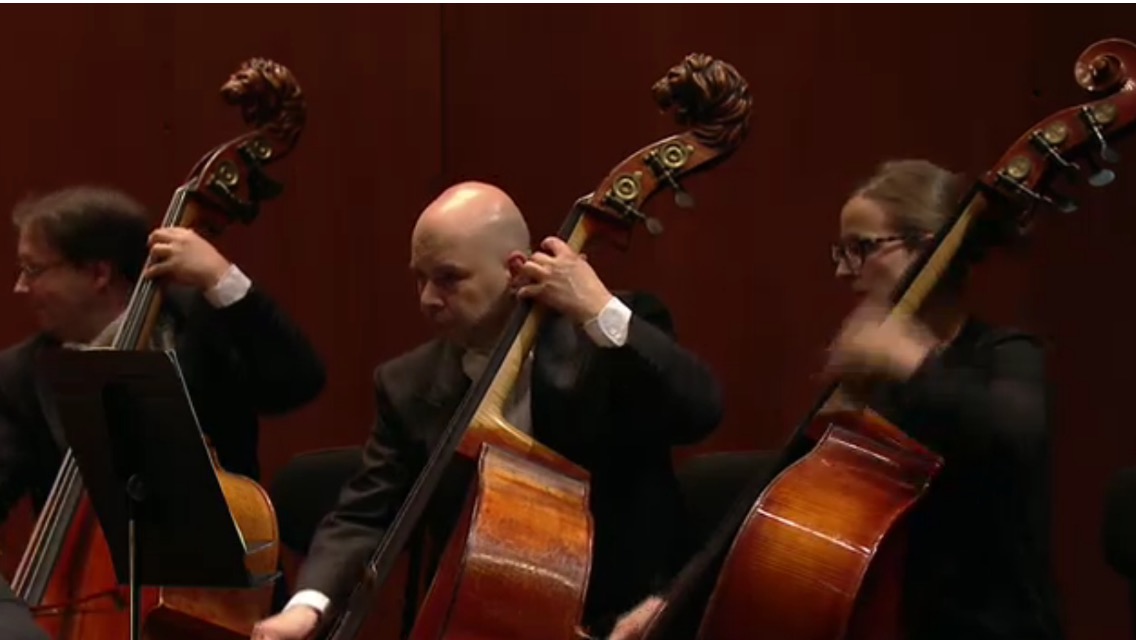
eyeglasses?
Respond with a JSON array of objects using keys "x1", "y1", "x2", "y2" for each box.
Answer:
[
  {"x1": 830, "y1": 235, "x2": 910, "y2": 272},
  {"x1": 15, "y1": 261, "x2": 65, "y2": 281}
]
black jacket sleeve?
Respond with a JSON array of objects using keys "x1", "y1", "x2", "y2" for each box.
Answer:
[
  {"x1": 604, "y1": 292, "x2": 724, "y2": 446},
  {"x1": 885, "y1": 331, "x2": 1048, "y2": 463},
  {"x1": 294, "y1": 368, "x2": 420, "y2": 604},
  {"x1": 205, "y1": 285, "x2": 327, "y2": 415},
  {"x1": 0, "y1": 400, "x2": 33, "y2": 524}
]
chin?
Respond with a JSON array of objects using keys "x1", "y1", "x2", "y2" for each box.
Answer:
[
  {"x1": 437, "y1": 324, "x2": 469, "y2": 346},
  {"x1": 852, "y1": 285, "x2": 885, "y2": 300},
  {"x1": 34, "y1": 312, "x2": 54, "y2": 331}
]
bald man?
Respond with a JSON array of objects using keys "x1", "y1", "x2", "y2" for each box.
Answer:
[{"x1": 253, "y1": 182, "x2": 723, "y2": 640}]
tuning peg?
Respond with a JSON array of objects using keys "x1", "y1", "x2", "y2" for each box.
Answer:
[
  {"x1": 673, "y1": 190, "x2": 695, "y2": 209},
  {"x1": 660, "y1": 172, "x2": 694, "y2": 209},
  {"x1": 645, "y1": 148, "x2": 695, "y2": 210},
  {"x1": 995, "y1": 172, "x2": 1079, "y2": 214},
  {"x1": 1029, "y1": 132, "x2": 1080, "y2": 179},
  {"x1": 1088, "y1": 170, "x2": 1116, "y2": 187},
  {"x1": 1052, "y1": 193, "x2": 1079, "y2": 213},
  {"x1": 1085, "y1": 155, "x2": 1117, "y2": 187},
  {"x1": 1080, "y1": 105, "x2": 1121, "y2": 164},
  {"x1": 249, "y1": 170, "x2": 285, "y2": 201},
  {"x1": 602, "y1": 193, "x2": 665, "y2": 235}
]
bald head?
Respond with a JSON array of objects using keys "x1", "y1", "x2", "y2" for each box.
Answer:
[
  {"x1": 410, "y1": 182, "x2": 531, "y2": 349},
  {"x1": 412, "y1": 181, "x2": 530, "y2": 260}
]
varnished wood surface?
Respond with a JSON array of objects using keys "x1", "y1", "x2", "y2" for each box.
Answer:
[
  {"x1": 411, "y1": 445, "x2": 593, "y2": 640},
  {"x1": 696, "y1": 413, "x2": 942, "y2": 640}
]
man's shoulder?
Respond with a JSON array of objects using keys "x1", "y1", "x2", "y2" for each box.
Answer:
[
  {"x1": 0, "y1": 335, "x2": 51, "y2": 380},
  {"x1": 0, "y1": 334, "x2": 55, "y2": 410},
  {"x1": 371, "y1": 338, "x2": 451, "y2": 396},
  {"x1": 962, "y1": 317, "x2": 1045, "y2": 352},
  {"x1": 377, "y1": 339, "x2": 447, "y2": 373}
]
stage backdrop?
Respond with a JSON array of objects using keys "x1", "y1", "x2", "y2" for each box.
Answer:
[{"x1": 0, "y1": 5, "x2": 1133, "y2": 639}]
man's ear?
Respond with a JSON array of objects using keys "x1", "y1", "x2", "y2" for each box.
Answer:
[
  {"x1": 506, "y1": 250, "x2": 528, "y2": 274},
  {"x1": 505, "y1": 250, "x2": 529, "y2": 288},
  {"x1": 88, "y1": 261, "x2": 115, "y2": 292}
]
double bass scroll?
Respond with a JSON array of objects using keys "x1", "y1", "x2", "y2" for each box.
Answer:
[
  {"x1": 318, "y1": 52, "x2": 752, "y2": 640},
  {"x1": 11, "y1": 57, "x2": 306, "y2": 640}
]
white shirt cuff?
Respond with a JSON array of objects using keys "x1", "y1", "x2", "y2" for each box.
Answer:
[
  {"x1": 285, "y1": 589, "x2": 330, "y2": 616},
  {"x1": 203, "y1": 263, "x2": 252, "y2": 308},
  {"x1": 582, "y1": 296, "x2": 631, "y2": 347}
]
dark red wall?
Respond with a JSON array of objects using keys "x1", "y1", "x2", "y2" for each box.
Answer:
[{"x1": 0, "y1": 5, "x2": 1133, "y2": 638}]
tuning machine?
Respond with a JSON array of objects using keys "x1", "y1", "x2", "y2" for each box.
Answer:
[
  {"x1": 1085, "y1": 158, "x2": 1117, "y2": 187},
  {"x1": 604, "y1": 173, "x2": 665, "y2": 235},
  {"x1": 645, "y1": 143, "x2": 696, "y2": 209},
  {"x1": 1030, "y1": 120, "x2": 1115, "y2": 188},
  {"x1": 1030, "y1": 124, "x2": 1080, "y2": 178},
  {"x1": 1081, "y1": 103, "x2": 1121, "y2": 163},
  {"x1": 238, "y1": 138, "x2": 285, "y2": 202},
  {"x1": 996, "y1": 156, "x2": 1078, "y2": 214}
]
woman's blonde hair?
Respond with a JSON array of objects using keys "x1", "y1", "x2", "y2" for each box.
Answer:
[{"x1": 853, "y1": 159, "x2": 965, "y2": 237}]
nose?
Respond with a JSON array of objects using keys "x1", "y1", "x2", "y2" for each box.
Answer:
[
  {"x1": 13, "y1": 273, "x2": 28, "y2": 294},
  {"x1": 834, "y1": 259, "x2": 854, "y2": 280},
  {"x1": 419, "y1": 281, "x2": 443, "y2": 310}
]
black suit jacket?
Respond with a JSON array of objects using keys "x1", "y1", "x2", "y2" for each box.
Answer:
[
  {"x1": 297, "y1": 291, "x2": 723, "y2": 634},
  {"x1": 0, "y1": 284, "x2": 327, "y2": 523}
]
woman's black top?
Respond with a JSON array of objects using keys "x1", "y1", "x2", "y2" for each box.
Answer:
[{"x1": 869, "y1": 318, "x2": 1065, "y2": 640}]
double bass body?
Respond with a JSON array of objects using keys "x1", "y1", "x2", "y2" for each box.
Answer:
[
  {"x1": 696, "y1": 410, "x2": 942, "y2": 640},
  {"x1": 408, "y1": 445, "x2": 594, "y2": 640},
  {"x1": 24, "y1": 474, "x2": 279, "y2": 640}
]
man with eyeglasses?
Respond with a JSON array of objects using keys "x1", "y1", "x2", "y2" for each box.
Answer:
[{"x1": 0, "y1": 186, "x2": 326, "y2": 613}]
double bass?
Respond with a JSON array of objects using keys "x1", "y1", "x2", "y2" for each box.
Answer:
[
  {"x1": 642, "y1": 37, "x2": 1136, "y2": 640},
  {"x1": 318, "y1": 53, "x2": 752, "y2": 640},
  {"x1": 10, "y1": 57, "x2": 306, "y2": 639}
]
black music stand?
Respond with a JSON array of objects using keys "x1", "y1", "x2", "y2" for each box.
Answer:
[{"x1": 38, "y1": 348, "x2": 279, "y2": 640}]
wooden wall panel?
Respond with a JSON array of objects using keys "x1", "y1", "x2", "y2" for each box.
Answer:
[{"x1": 0, "y1": 5, "x2": 1132, "y2": 640}]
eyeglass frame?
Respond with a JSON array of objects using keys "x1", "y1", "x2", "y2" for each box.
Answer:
[
  {"x1": 15, "y1": 260, "x2": 67, "y2": 282},
  {"x1": 830, "y1": 234, "x2": 923, "y2": 273}
]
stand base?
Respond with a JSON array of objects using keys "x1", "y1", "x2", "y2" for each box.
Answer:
[{"x1": 128, "y1": 474, "x2": 145, "y2": 640}]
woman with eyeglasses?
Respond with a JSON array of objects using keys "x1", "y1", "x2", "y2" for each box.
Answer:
[
  {"x1": 608, "y1": 159, "x2": 1065, "y2": 640},
  {"x1": 822, "y1": 159, "x2": 1065, "y2": 640}
]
